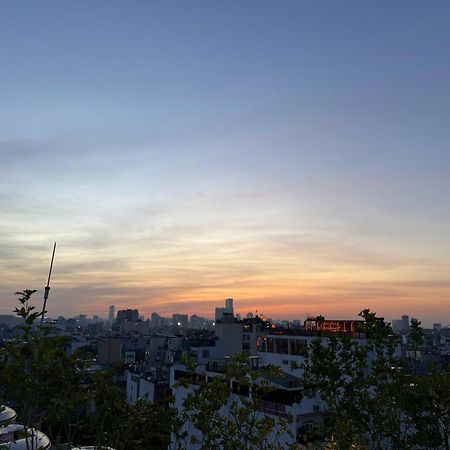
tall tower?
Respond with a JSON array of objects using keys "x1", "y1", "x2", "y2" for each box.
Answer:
[
  {"x1": 225, "y1": 298, "x2": 234, "y2": 315},
  {"x1": 401, "y1": 315, "x2": 409, "y2": 332},
  {"x1": 108, "y1": 305, "x2": 115, "y2": 326}
]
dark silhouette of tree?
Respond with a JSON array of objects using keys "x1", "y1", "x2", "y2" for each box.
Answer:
[
  {"x1": 173, "y1": 354, "x2": 300, "y2": 450},
  {"x1": 409, "y1": 318, "x2": 424, "y2": 375},
  {"x1": 0, "y1": 290, "x2": 175, "y2": 450}
]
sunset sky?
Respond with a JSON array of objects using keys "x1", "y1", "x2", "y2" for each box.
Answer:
[{"x1": 1, "y1": 1, "x2": 449, "y2": 326}]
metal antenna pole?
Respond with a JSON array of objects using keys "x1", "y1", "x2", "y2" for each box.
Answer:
[{"x1": 39, "y1": 242, "x2": 57, "y2": 332}]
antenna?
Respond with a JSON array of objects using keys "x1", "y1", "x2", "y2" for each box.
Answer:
[{"x1": 39, "y1": 242, "x2": 57, "y2": 332}]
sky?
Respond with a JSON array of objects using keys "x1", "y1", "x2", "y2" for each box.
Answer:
[{"x1": 1, "y1": 1, "x2": 449, "y2": 326}]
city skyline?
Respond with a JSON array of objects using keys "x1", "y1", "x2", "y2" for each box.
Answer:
[
  {"x1": 1, "y1": 1, "x2": 450, "y2": 326},
  {"x1": 39, "y1": 305, "x2": 446, "y2": 332},
  {"x1": 34, "y1": 301, "x2": 446, "y2": 329}
]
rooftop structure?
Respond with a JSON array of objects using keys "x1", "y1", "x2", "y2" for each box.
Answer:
[
  {"x1": 0, "y1": 406, "x2": 17, "y2": 426},
  {"x1": 0, "y1": 424, "x2": 50, "y2": 450}
]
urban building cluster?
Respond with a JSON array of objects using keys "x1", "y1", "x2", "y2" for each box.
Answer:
[{"x1": 0, "y1": 300, "x2": 449, "y2": 448}]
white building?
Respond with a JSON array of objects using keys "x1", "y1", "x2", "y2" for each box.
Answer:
[
  {"x1": 169, "y1": 315, "x2": 336, "y2": 448},
  {"x1": 126, "y1": 370, "x2": 156, "y2": 404},
  {"x1": 126, "y1": 369, "x2": 171, "y2": 405}
]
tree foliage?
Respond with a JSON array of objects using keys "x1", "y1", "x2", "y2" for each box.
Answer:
[
  {"x1": 0, "y1": 290, "x2": 174, "y2": 450},
  {"x1": 0, "y1": 290, "x2": 88, "y2": 444},
  {"x1": 301, "y1": 309, "x2": 450, "y2": 450},
  {"x1": 83, "y1": 369, "x2": 175, "y2": 450},
  {"x1": 173, "y1": 354, "x2": 300, "y2": 450}
]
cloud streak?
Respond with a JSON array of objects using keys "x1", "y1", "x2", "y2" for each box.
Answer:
[{"x1": 1, "y1": 2, "x2": 450, "y2": 326}]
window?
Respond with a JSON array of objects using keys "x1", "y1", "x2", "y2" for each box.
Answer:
[
  {"x1": 290, "y1": 339, "x2": 307, "y2": 356},
  {"x1": 275, "y1": 338, "x2": 289, "y2": 354},
  {"x1": 256, "y1": 336, "x2": 265, "y2": 352}
]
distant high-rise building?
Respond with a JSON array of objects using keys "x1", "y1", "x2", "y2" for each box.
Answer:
[
  {"x1": 172, "y1": 313, "x2": 188, "y2": 328},
  {"x1": 150, "y1": 312, "x2": 161, "y2": 328},
  {"x1": 189, "y1": 314, "x2": 211, "y2": 329},
  {"x1": 216, "y1": 298, "x2": 235, "y2": 321},
  {"x1": 190, "y1": 314, "x2": 199, "y2": 323},
  {"x1": 392, "y1": 319, "x2": 403, "y2": 332},
  {"x1": 215, "y1": 307, "x2": 227, "y2": 321},
  {"x1": 77, "y1": 314, "x2": 87, "y2": 326},
  {"x1": 116, "y1": 309, "x2": 139, "y2": 323},
  {"x1": 225, "y1": 298, "x2": 234, "y2": 314},
  {"x1": 433, "y1": 323, "x2": 442, "y2": 330},
  {"x1": 108, "y1": 305, "x2": 115, "y2": 325},
  {"x1": 402, "y1": 315, "x2": 410, "y2": 332}
]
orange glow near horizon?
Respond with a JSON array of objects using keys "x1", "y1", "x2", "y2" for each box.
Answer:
[
  {"x1": 1, "y1": 1, "x2": 450, "y2": 329},
  {"x1": 1, "y1": 235, "x2": 448, "y2": 328}
]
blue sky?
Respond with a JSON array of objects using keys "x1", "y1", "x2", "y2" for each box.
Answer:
[{"x1": 0, "y1": 1, "x2": 449, "y2": 325}]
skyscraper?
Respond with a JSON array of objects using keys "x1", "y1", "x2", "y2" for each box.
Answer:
[
  {"x1": 402, "y1": 315, "x2": 409, "y2": 332},
  {"x1": 225, "y1": 298, "x2": 234, "y2": 315},
  {"x1": 216, "y1": 298, "x2": 235, "y2": 321},
  {"x1": 108, "y1": 305, "x2": 115, "y2": 326},
  {"x1": 150, "y1": 312, "x2": 161, "y2": 328},
  {"x1": 116, "y1": 309, "x2": 139, "y2": 323},
  {"x1": 172, "y1": 313, "x2": 188, "y2": 328}
]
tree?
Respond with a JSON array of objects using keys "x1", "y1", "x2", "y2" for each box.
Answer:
[
  {"x1": 406, "y1": 368, "x2": 450, "y2": 450},
  {"x1": 301, "y1": 327, "x2": 370, "y2": 449},
  {"x1": 409, "y1": 318, "x2": 423, "y2": 375},
  {"x1": 0, "y1": 289, "x2": 176, "y2": 450},
  {"x1": 301, "y1": 309, "x2": 414, "y2": 450},
  {"x1": 0, "y1": 290, "x2": 90, "y2": 447},
  {"x1": 83, "y1": 368, "x2": 175, "y2": 450},
  {"x1": 173, "y1": 354, "x2": 300, "y2": 450}
]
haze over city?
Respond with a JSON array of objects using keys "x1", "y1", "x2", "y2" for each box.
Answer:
[{"x1": 1, "y1": 1, "x2": 449, "y2": 326}]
